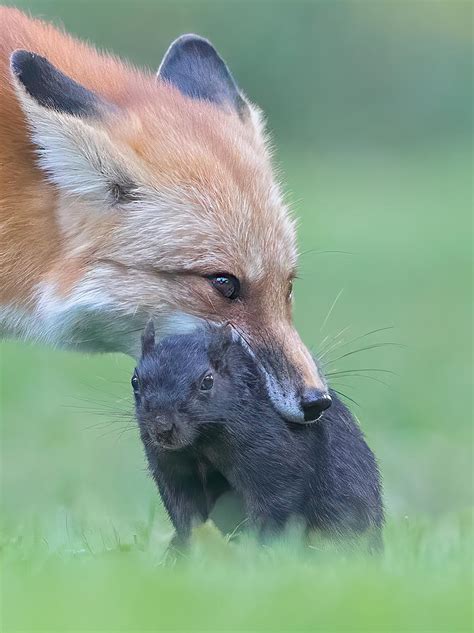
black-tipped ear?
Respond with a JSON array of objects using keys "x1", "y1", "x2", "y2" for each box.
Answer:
[
  {"x1": 157, "y1": 34, "x2": 249, "y2": 119},
  {"x1": 208, "y1": 323, "x2": 234, "y2": 365},
  {"x1": 141, "y1": 320, "x2": 156, "y2": 355},
  {"x1": 10, "y1": 50, "x2": 104, "y2": 117}
]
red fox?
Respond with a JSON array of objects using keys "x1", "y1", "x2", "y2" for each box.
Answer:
[{"x1": 0, "y1": 7, "x2": 331, "y2": 423}]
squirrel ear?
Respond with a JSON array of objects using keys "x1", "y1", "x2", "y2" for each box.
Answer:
[
  {"x1": 220, "y1": 323, "x2": 234, "y2": 345},
  {"x1": 141, "y1": 320, "x2": 156, "y2": 355},
  {"x1": 208, "y1": 323, "x2": 234, "y2": 364}
]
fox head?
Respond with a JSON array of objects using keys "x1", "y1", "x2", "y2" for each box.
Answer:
[{"x1": 9, "y1": 35, "x2": 331, "y2": 423}]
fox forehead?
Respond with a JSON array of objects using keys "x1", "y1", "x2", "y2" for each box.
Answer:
[
  {"x1": 85, "y1": 104, "x2": 298, "y2": 281},
  {"x1": 116, "y1": 183, "x2": 297, "y2": 280}
]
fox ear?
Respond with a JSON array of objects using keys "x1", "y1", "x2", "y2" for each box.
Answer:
[
  {"x1": 141, "y1": 320, "x2": 156, "y2": 355},
  {"x1": 158, "y1": 34, "x2": 249, "y2": 120},
  {"x1": 10, "y1": 50, "x2": 136, "y2": 204},
  {"x1": 10, "y1": 50, "x2": 105, "y2": 117}
]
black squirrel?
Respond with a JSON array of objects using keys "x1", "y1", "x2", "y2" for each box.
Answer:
[{"x1": 133, "y1": 322, "x2": 384, "y2": 547}]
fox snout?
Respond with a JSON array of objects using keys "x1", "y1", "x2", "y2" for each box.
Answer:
[
  {"x1": 300, "y1": 388, "x2": 333, "y2": 422},
  {"x1": 246, "y1": 325, "x2": 332, "y2": 424},
  {"x1": 260, "y1": 357, "x2": 332, "y2": 424},
  {"x1": 145, "y1": 314, "x2": 331, "y2": 425}
]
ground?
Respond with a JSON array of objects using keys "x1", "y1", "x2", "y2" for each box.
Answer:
[{"x1": 1, "y1": 147, "x2": 472, "y2": 631}]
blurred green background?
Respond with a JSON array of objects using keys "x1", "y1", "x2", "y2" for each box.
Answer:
[{"x1": 1, "y1": 1, "x2": 472, "y2": 631}]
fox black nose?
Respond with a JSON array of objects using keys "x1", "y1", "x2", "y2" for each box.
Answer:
[{"x1": 301, "y1": 389, "x2": 332, "y2": 422}]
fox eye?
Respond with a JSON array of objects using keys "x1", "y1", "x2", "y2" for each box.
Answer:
[
  {"x1": 200, "y1": 373, "x2": 214, "y2": 391},
  {"x1": 131, "y1": 370, "x2": 140, "y2": 393},
  {"x1": 207, "y1": 274, "x2": 240, "y2": 300}
]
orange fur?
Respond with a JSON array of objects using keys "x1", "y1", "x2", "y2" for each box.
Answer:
[{"x1": 0, "y1": 7, "x2": 326, "y2": 421}]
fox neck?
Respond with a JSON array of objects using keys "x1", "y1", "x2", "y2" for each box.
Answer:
[
  {"x1": 0, "y1": 282, "x2": 201, "y2": 357},
  {"x1": 0, "y1": 296, "x2": 137, "y2": 356}
]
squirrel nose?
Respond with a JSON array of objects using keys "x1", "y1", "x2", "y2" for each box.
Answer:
[
  {"x1": 155, "y1": 416, "x2": 174, "y2": 432},
  {"x1": 301, "y1": 389, "x2": 332, "y2": 422}
]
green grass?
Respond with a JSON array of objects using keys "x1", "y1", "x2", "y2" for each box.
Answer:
[
  {"x1": 1, "y1": 2, "x2": 472, "y2": 629},
  {"x1": 1, "y1": 145, "x2": 472, "y2": 632},
  {"x1": 2, "y1": 516, "x2": 472, "y2": 632}
]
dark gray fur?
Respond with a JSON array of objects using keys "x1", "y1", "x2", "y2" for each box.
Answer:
[
  {"x1": 133, "y1": 324, "x2": 384, "y2": 547},
  {"x1": 11, "y1": 36, "x2": 248, "y2": 121},
  {"x1": 158, "y1": 34, "x2": 249, "y2": 118},
  {"x1": 10, "y1": 50, "x2": 102, "y2": 117}
]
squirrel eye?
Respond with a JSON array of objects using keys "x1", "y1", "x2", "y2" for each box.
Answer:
[
  {"x1": 200, "y1": 373, "x2": 214, "y2": 391},
  {"x1": 131, "y1": 370, "x2": 140, "y2": 392},
  {"x1": 207, "y1": 274, "x2": 240, "y2": 300}
]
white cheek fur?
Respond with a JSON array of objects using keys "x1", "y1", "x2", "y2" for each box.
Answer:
[{"x1": 0, "y1": 272, "x2": 205, "y2": 356}]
